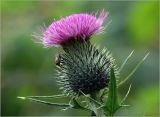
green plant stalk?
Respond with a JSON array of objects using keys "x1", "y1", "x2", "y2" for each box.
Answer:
[{"x1": 90, "y1": 92, "x2": 100, "y2": 116}]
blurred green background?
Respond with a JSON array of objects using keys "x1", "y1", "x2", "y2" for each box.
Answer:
[{"x1": 1, "y1": 1, "x2": 159, "y2": 116}]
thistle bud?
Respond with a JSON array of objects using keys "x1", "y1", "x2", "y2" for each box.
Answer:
[{"x1": 57, "y1": 40, "x2": 118, "y2": 96}]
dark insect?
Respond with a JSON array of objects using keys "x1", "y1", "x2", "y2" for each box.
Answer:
[{"x1": 55, "y1": 53, "x2": 61, "y2": 66}]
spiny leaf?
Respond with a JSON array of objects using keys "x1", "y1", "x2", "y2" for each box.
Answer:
[
  {"x1": 79, "y1": 90, "x2": 103, "y2": 116},
  {"x1": 103, "y1": 68, "x2": 120, "y2": 116},
  {"x1": 23, "y1": 94, "x2": 66, "y2": 99},
  {"x1": 120, "y1": 84, "x2": 132, "y2": 105},
  {"x1": 121, "y1": 104, "x2": 130, "y2": 107},
  {"x1": 100, "y1": 88, "x2": 108, "y2": 102},
  {"x1": 119, "y1": 50, "x2": 134, "y2": 72},
  {"x1": 118, "y1": 53, "x2": 149, "y2": 87},
  {"x1": 71, "y1": 98, "x2": 90, "y2": 111},
  {"x1": 18, "y1": 96, "x2": 90, "y2": 111},
  {"x1": 79, "y1": 90, "x2": 103, "y2": 106},
  {"x1": 17, "y1": 96, "x2": 71, "y2": 107}
]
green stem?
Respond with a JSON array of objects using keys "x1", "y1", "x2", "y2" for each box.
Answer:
[
  {"x1": 90, "y1": 92, "x2": 99, "y2": 116},
  {"x1": 91, "y1": 111, "x2": 96, "y2": 116},
  {"x1": 110, "y1": 112, "x2": 113, "y2": 116}
]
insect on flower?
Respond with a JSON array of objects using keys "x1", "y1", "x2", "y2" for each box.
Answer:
[{"x1": 55, "y1": 53, "x2": 61, "y2": 66}]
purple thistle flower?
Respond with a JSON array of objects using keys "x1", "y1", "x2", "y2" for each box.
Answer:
[
  {"x1": 32, "y1": 10, "x2": 119, "y2": 96},
  {"x1": 36, "y1": 10, "x2": 108, "y2": 47}
]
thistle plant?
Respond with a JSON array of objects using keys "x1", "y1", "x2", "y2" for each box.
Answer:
[{"x1": 18, "y1": 10, "x2": 149, "y2": 116}]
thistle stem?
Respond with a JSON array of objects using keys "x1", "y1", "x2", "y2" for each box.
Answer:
[
  {"x1": 90, "y1": 92, "x2": 99, "y2": 116},
  {"x1": 91, "y1": 111, "x2": 97, "y2": 116}
]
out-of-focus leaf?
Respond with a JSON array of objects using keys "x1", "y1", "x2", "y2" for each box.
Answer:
[
  {"x1": 103, "y1": 68, "x2": 120, "y2": 116},
  {"x1": 118, "y1": 53, "x2": 149, "y2": 87},
  {"x1": 120, "y1": 84, "x2": 132, "y2": 105},
  {"x1": 119, "y1": 50, "x2": 134, "y2": 72}
]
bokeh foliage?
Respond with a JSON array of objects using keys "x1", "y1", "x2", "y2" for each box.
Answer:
[{"x1": 1, "y1": 1, "x2": 159, "y2": 116}]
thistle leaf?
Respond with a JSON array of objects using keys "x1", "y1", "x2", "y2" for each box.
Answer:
[
  {"x1": 17, "y1": 96, "x2": 71, "y2": 107},
  {"x1": 103, "y1": 68, "x2": 120, "y2": 116},
  {"x1": 120, "y1": 84, "x2": 132, "y2": 105},
  {"x1": 100, "y1": 88, "x2": 108, "y2": 102},
  {"x1": 118, "y1": 53, "x2": 149, "y2": 87},
  {"x1": 71, "y1": 98, "x2": 90, "y2": 111},
  {"x1": 119, "y1": 50, "x2": 135, "y2": 72},
  {"x1": 18, "y1": 96, "x2": 90, "y2": 111},
  {"x1": 79, "y1": 90, "x2": 103, "y2": 106},
  {"x1": 24, "y1": 94, "x2": 66, "y2": 98},
  {"x1": 121, "y1": 104, "x2": 130, "y2": 107}
]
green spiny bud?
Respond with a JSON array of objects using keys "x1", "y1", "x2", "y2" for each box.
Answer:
[{"x1": 56, "y1": 40, "x2": 119, "y2": 96}]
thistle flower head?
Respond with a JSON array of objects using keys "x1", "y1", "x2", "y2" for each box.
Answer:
[
  {"x1": 36, "y1": 10, "x2": 108, "y2": 47},
  {"x1": 33, "y1": 10, "x2": 119, "y2": 97}
]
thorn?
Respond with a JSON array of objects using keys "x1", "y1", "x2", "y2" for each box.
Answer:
[
  {"x1": 121, "y1": 104, "x2": 130, "y2": 107},
  {"x1": 81, "y1": 101, "x2": 87, "y2": 103},
  {"x1": 120, "y1": 84, "x2": 132, "y2": 105},
  {"x1": 142, "y1": 52, "x2": 149, "y2": 61},
  {"x1": 118, "y1": 52, "x2": 149, "y2": 87},
  {"x1": 17, "y1": 96, "x2": 26, "y2": 100},
  {"x1": 119, "y1": 50, "x2": 134, "y2": 72}
]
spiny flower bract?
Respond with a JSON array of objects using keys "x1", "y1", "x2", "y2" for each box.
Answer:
[{"x1": 56, "y1": 40, "x2": 118, "y2": 96}]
